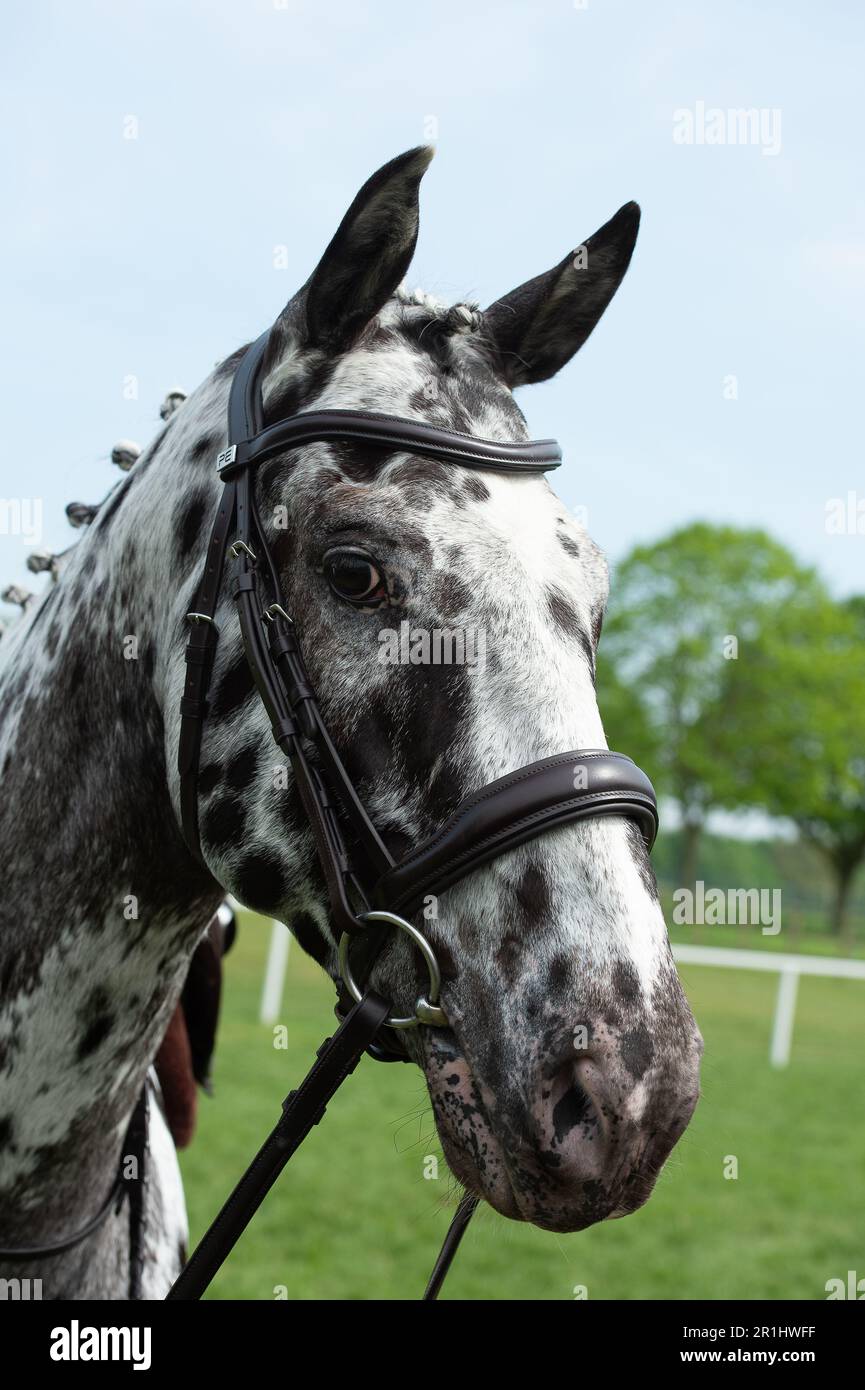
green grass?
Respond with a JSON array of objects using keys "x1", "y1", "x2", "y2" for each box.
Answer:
[{"x1": 179, "y1": 913, "x2": 865, "y2": 1301}]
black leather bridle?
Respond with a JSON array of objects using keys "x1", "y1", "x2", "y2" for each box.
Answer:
[
  {"x1": 165, "y1": 327, "x2": 659, "y2": 1299},
  {"x1": 0, "y1": 327, "x2": 659, "y2": 1300},
  {"x1": 177, "y1": 328, "x2": 658, "y2": 1021}
]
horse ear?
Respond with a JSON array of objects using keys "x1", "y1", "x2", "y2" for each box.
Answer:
[
  {"x1": 483, "y1": 202, "x2": 640, "y2": 387},
  {"x1": 298, "y1": 146, "x2": 434, "y2": 355}
]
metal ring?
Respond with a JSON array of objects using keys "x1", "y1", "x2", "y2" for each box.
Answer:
[{"x1": 338, "y1": 910, "x2": 449, "y2": 1030}]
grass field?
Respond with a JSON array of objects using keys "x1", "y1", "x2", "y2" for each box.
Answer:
[{"x1": 178, "y1": 912, "x2": 865, "y2": 1301}]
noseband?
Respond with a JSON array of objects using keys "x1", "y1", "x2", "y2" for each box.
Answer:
[{"x1": 178, "y1": 328, "x2": 658, "y2": 1040}]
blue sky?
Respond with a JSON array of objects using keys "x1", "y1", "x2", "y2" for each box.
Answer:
[{"x1": 1, "y1": 0, "x2": 863, "y2": 603}]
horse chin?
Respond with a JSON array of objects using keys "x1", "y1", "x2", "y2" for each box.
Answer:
[
  {"x1": 418, "y1": 1032, "x2": 524, "y2": 1221},
  {"x1": 436, "y1": 1128, "x2": 525, "y2": 1224}
]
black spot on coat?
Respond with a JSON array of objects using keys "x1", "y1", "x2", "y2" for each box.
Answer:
[
  {"x1": 198, "y1": 763, "x2": 221, "y2": 797},
  {"x1": 289, "y1": 912, "x2": 328, "y2": 966},
  {"x1": 546, "y1": 586, "x2": 594, "y2": 671},
  {"x1": 211, "y1": 656, "x2": 254, "y2": 719},
  {"x1": 552, "y1": 1085, "x2": 592, "y2": 1141},
  {"x1": 178, "y1": 497, "x2": 208, "y2": 558},
  {"x1": 77, "y1": 1005, "x2": 114, "y2": 1060},
  {"x1": 201, "y1": 795, "x2": 247, "y2": 852},
  {"x1": 224, "y1": 743, "x2": 259, "y2": 794},
  {"x1": 463, "y1": 474, "x2": 490, "y2": 503},
  {"x1": 234, "y1": 851, "x2": 287, "y2": 916},
  {"x1": 620, "y1": 1026, "x2": 655, "y2": 1080}
]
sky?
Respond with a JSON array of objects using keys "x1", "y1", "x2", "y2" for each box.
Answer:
[{"x1": 1, "y1": 0, "x2": 863, "y2": 608}]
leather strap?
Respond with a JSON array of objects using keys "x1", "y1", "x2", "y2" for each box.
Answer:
[
  {"x1": 268, "y1": 620, "x2": 393, "y2": 880},
  {"x1": 178, "y1": 480, "x2": 238, "y2": 853},
  {"x1": 229, "y1": 465, "x2": 372, "y2": 937},
  {"x1": 165, "y1": 990, "x2": 391, "y2": 1301},
  {"x1": 124, "y1": 1085, "x2": 149, "y2": 1301},
  {"x1": 178, "y1": 335, "x2": 392, "y2": 932},
  {"x1": 220, "y1": 409, "x2": 562, "y2": 478},
  {"x1": 374, "y1": 751, "x2": 658, "y2": 916},
  {"x1": 215, "y1": 331, "x2": 561, "y2": 479},
  {"x1": 423, "y1": 1192, "x2": 479, "y2": 1301}
]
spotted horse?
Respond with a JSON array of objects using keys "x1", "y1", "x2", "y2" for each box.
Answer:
[{"x1": 0, "y1": 147, "x2": 702, "y2": 1300}]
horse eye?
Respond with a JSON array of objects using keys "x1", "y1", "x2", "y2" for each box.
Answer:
[{"x1": 323, "y1": 548, "x2": 384, "y2": 604}]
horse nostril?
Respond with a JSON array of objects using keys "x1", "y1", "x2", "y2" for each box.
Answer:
[
  {"x1": 545, "y1": 1052, "x2": 605, "y2": 1145},
  {"x1": 551, "y1": 1078, "x2": 594, "y2": 1143}
]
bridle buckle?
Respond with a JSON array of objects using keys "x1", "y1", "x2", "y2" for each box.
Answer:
[{"x1": 264, "y1": 603, "x2": 292, "y2": 624}]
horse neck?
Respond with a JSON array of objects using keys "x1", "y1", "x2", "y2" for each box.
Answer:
[{"x1": 0, "y1": 367, "x2": 229, "y2": 1229}]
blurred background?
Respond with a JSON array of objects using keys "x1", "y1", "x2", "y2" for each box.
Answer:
[{"x1": 1, "y1": 0, "x2": 862, "y2": 1298}]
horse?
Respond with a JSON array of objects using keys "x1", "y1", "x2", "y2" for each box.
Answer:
[{"x1": 0, "y1": 146, "x2": 702, "y2": 1299}]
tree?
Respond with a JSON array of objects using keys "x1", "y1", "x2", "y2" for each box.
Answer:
[
  {"x1": 597, "y1": 524, "x2": 824, "y2": 886},
  {"x1": 728, "y1": 592, "x2": 865, "y2": 949}
]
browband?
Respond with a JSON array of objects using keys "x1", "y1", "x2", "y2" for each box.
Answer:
[
  {"x1": 217, "y1": 409, "x2": 562, "y2": 478},
  {"x1": 215, "y1": 331, "x2": 561, "y2": 480}
]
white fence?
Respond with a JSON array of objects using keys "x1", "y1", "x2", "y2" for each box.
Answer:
[
  {"x1": 260, "y1": 920, "x2": 291, "y2": 1025},
  {"x1": 671, "y1": 943, "x2": 865, "y2": 1067},
  {"x1": 224, "y1": 898, "x2": 293, "y2": 1027}
]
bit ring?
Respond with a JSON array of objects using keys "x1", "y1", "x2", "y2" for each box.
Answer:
[{"x1": 338, "y1": 910, "x2": 449, "y2": 1029}]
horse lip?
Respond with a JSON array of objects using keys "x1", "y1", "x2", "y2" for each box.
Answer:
[
  {"x1": 419, "y1": 1029, "x2": 526, "y2": 1220},
  {"x1": 435, "y1": 1125, "x2": 525, "y2": 1222}
]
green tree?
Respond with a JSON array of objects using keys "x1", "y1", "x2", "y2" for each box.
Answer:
[
  {"x1": 729, "y1": 593, "x2": 865, "y2": 949},
  {"x1": 597, "y1": 523, "x2": 824, "y2": 886}
]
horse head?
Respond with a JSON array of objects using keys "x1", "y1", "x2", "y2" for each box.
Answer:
[{"x1": 170, "y1": 147, "x2": 702, "y2": 1232}]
